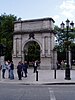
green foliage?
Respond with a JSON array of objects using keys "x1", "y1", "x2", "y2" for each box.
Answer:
[
  {"x1": 54, "y1": 25, "x2": 75, "y2": 51},
  {"x1": 28, "y1": 41, "x2": 40, "y2": 61},
  {"x1": 54, "y1": 25, "x2": 75, "y2": 61},
  {"x1": 0, "y1": 13, "x2": 20, "y2": 60}
]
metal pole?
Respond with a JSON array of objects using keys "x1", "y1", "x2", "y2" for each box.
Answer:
[
  {"x1": 54, "y1": 69, "x2": 56, "y2": 79},
  {"x1": 36, "y1": 71, "x2": 38, "y2": 81},
  {"x1": 65, "y1": 26, "x2": 71, "y2": 80}
]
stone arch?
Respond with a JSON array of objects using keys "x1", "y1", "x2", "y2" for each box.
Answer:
[
  {"x1": 12, "y1": 17, "x2": 57, "y2": 69},
  {"x1": 23, "y1": 39, "x2": 42, "y2": 51},
  {"x1": 23, "y1": 40, "x2": 41, "y2": 67}
]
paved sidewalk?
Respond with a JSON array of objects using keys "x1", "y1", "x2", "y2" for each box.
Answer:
[{"x1": 0, "y1": 69, "x2": 75, "y2": 85}]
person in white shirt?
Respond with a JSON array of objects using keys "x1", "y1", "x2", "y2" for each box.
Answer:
[
  {"x1": 33, "y1": 60, "x2": 38, "y2": 73},
  {"x1": 7, "y1": 61, "x2": 11, "y2": 78}
]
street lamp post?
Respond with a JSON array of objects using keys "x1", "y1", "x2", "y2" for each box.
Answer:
[{"x1": 60, "y1": 19, "x2": 74, "y2": 80}]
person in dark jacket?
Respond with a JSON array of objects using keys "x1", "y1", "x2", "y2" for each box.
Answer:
[
  {"x1": 21, "y1": 63, "x2": 24, "y2": 77},
  {"x1": 17, "y1": 61, "x2": 22, "y2": 80},
  {"x1": 23, "y1": 61, "x2": 28, "y2": 77},
  {"x1": 10, "y1": 61, "x2": 14, "y2": 80}
]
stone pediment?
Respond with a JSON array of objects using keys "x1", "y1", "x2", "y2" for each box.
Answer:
[{"x1": 14, "y1": 18, "x2": 55, "y2": 33}]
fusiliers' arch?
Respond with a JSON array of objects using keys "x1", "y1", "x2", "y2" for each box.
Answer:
[{"x1": 12, "y1": 18, "x2": 57, "y2": 69}]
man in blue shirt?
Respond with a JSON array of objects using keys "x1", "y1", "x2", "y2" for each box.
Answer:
[{"x1": 2, "y1": 61, "x2": 7, "y2": 79}]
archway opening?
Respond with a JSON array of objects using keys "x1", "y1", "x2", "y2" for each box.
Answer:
[{"x1": 24, "y1": 41, "x2": 40, "y2": 67}]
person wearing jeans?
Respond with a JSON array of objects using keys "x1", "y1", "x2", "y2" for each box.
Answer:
[
  {"x1": 2, "y1": 61, "x2": 7, "y2": 79},
  {"x1": 10, "y1": 61, "x2": 14, "y2": 80}
]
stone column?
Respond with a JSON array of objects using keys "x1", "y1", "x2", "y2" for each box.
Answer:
[
  {"x1": 13, "y1": 39, "x2": 16, "y2": 56},
  {"x1": 42, "y1": 37, "x2": 45, "y2": 56},
  {"x1": 44, "y1": 36, "x2": 48, "y2": 57},
  {"x1": 18, "y1": 38, "x2": 22, "y2": 56},
  {"x1": 48, "y1": 36, "x2": 50, "y2": 56}
]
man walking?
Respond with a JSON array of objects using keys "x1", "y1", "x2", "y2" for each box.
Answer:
[
  {"x1": 2, "y1": 61, "x2": 7, "y2": 79},
  {"x1": 10, "y1": 61, "x2": 14, "y2": 80},
  {"x1": 23, "y1": 61, "x2": 28, "y2": 77},
  {"x1": 17, "y1": 61, "x2": 22, "y2": 80}
]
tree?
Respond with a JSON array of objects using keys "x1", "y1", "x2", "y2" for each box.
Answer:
[
  {"x1": 54, "y1": 25, "x2": 75, "y2": 63},
  {"x1": 0, "y1": 13, "x2": 20, "y2": 60},
  {"x1": 28, "y1": 41, "x2": 40, "y2": 62}
]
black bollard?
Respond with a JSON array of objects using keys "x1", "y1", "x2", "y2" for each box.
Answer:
[
  {"x1": 54, "y1": 69, "x2": 56, "y2": 79},
  {"x1": 36, "y1": 71, "x2": 38, "y2": 81}
]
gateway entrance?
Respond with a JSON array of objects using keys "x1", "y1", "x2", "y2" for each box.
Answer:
[
  {"x1": 24, "y1": 41, "x2": 40, "y2": 67},
  {"x1": 12, "y1": 18, "x2": 57, "y2": 69}
]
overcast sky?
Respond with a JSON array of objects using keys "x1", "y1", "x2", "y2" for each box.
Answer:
[{"x1": 0, "y1": 0, "x2": 75, "y2": 26}]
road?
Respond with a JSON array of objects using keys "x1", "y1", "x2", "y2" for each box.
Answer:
[{"x1": 0, "y1": 84, "x2": 75, "y2": 100}]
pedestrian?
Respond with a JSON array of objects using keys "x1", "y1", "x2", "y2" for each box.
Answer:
[
  {"x1": 21, "y1": 63, "x2": 24, "y2": 77},
  {"x1": 10, "y1": 61, "x2": 14, "y2": 80},
  {"x1": 2, "y1": 61, "x2": 7, "y2": 79},
  {"x1": 17, "y1": 61, "x2": 22, "y2": 80},
  {"x1": 56, "y1": 61, "x2": 60, "y2": 69},
  {"x1": 61, "y1": 60, "x2": 65, "y2": 69},
  {"x1": 23, "y1": 61, "x2": 28, "y2": 77},
  {"x1": 7, "y1": 60, "x2": 11, "y2": 78},
  {"x1": 33, "y1": 60, "x2": 38, "y2": 73}
]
